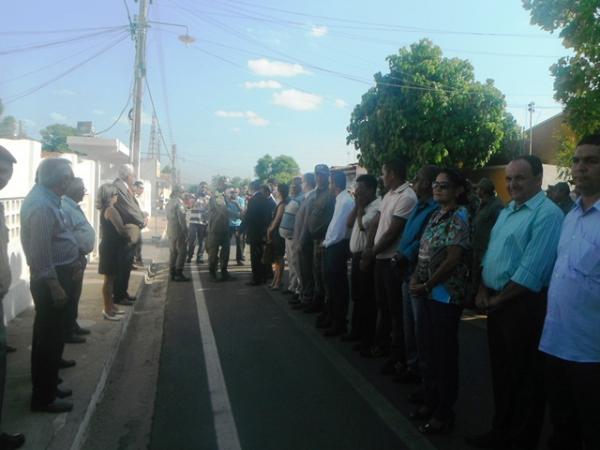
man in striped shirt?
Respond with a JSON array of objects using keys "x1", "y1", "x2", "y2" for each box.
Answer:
[
  {"x1": 186, "y1": 182, "x2": 210, "y2": 264},
  {"x1": 468, "y1": 155, "x2": 563, "y2": 450}
]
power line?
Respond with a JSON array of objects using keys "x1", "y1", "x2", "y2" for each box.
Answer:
[
  {"x1": 94, "y1": 86, "x2": 133, "y2": 135},
  {"x1": 0, "y1": 25, "x2": 128, "y2": 35},
  {"x1": 144, "y1": 77, "x2": 173, "y2": 161},
  {"x1": 4, "y1": 34, "x2": 129, "y2": 104},
  {"x1": 151, "y1": 7, "x2": 175, "y2": 144},
  {"x1": 0, "y1": 27, "x2": 128, "y2": 56}
]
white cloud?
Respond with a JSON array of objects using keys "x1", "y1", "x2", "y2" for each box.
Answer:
[
  {"x1": 215, "y1": 110, "x2": 269, "y2": 126},
  {"x1": 244, "y1": 80, "x2": 282, "y2": 90},
  {"x1": 92, "y1": 109, "x2": 105, "y2": 115},
  {"x1": 53, "y1": 88, "x2": 76, "y2": 96},
  {"x1": 334, "y1": 98, "x2": 348, "y2": 108},
  {"x1": 50, "y1": 112, "x2": 67, "y2": 122},
  {"x1": 273, "y1": 89, "x2": 323, "y2": 111},
  {"x1": 231, "y1": 127, "x2": 241, "y2": 133},
  {"x1": 309, "y1": 26, "x2": 328, "y2": 38},
  {"x1": 247, "y1": 58, "x2": 308, "y2": 77}
]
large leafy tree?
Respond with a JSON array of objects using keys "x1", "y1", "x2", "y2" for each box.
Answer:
[
  {"x1": 39, "y1": 123, "x2": 78, "y2": 152},
  {"x1": 254, "y1": 154, "x2": 300, "y2": 184},
  {"x1": 523, "y1": 0, "x2": 600, "y2": 136},
  {"x1": 347, "y1": 39, "x2": 509, "y2": 175},
  {"x1": 0, "y1": 98, "x2": 27, "y2": 139}
]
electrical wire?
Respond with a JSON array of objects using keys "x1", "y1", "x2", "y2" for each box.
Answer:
[
  {"x1": 0, "y1": 27, "x2": 128, "y2": 56},
  {"x1": 151, "y1": 7, "x2": 175, "y2": 144},
  {"x1": 94, "y1": 87, "x2": 133, "y2": 135},
  {"x1": 0, "y1": 25, "x2": 128, "y2": 36},
  {"x1": 144, "y1": 77, "x2": 173, "y2": 161},
  {"x1": 4, "y1": 33, "x2": 129, "y2": 104}
]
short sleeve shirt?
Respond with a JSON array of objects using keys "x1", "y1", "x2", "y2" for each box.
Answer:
[
  {"x1": 374, "y1": 182, "x2": 417, "y2": 259},
  {"x1": 349, "y1": 198, "x2": 381, "y2": 253}
]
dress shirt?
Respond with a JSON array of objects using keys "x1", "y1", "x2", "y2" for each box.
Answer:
[
  {"x1": 307, "y1": 186, "x2": 335, "y2": 240},
  {"x1": 20, "y1": 184, "x2": 80, "y2": 281},
  {"x1": 280, "y1": 193, "x2": 304, "y2": 240},
  {"x1": 61, "y1": 196, "x2": 96, "y2": 255},
  {"x1": 481, "y1": 190, "x2": 563, "y2": 292},
  {"x1": 323, "y1": 190, "x2": 355, "y2": 248},
  {"x1": 349, "y1": 197, "x2": 381, "y2": 254},
  {"x1": 0, "y1": 203, "x2": 11, "y2": 297},
  {"x1": 187, "y1": 195, "x2": 210, "y2": 225},
  {"x1": 539, "y1": 198, "x2": 600, "y2": 362},
  {"x1": 397, "y1": 197, "x2": 439, "y2": 265},
  {"x1": 292, "y1": 189, "x2": 315, "y2": 247},
  {"x1": 471, "y1": 196, "x2": 503, "y2": 260},
  {"x1": 374, "y1": 182, "x2": 417, "y2": 259}
]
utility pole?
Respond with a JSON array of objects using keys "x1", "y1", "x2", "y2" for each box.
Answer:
[
  {"x1": 528, "y1": 101, "x2": 535, "y2": 156},
  {"x1": 171, "y1": 144, "x2": 177, "y2": 186},
  {"x1": 129, "y1": 0, "x2": 149, "y2": 179}
]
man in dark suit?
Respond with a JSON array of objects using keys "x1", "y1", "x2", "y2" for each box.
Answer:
[
  {"x1": 113, "y1": 164, "x2": 145, "y2": 305},
  {"x1": 242, "y1": 180, "x2": 272, "y2": 286}
]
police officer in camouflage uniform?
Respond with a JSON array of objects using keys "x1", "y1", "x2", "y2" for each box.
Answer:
[
  {"x1": 0, "y1": 145, "x2": 25, "y2": 449},
  {"x1": 166, "y1": 185, "x2": 190, "y2": 282}
]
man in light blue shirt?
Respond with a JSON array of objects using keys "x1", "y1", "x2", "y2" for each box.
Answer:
[
  {"x1": 322, "y1": 171, "x2": 354, "y2": 336},
  {"x1": 61, "y1": 177, "x2": 96, "y2": 342},
  {"x1": 467, "y1": 155, "x2": 563, "y2": 450},
  {"x1": 538, "y1": 134, "x2": 600, "y2": 450}
]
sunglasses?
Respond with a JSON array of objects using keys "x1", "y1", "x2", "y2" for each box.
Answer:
[{"x1": 432, "y1": 181, "x2": 453, "y2": 191}]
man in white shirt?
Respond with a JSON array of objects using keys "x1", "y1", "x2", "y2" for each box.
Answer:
[
  {"x1": 362, "y1": 158, "x2": 416, "y2": 373},
  {"x1": 321, "y1": 171, "x2": 355, "y2": 336},
  {"x1": 346, "y1": 174, "x2": 381, "y2": 353}
]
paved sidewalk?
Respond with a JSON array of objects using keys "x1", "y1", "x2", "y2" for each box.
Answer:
[{"x1": 2, "y1": 215, "x2": 167, "y2": 450}]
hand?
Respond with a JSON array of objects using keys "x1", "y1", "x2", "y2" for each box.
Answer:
[
  {"x1": 48, "y1": 281, "x2": 68, "y2": 309},
  {"x1": 359, "y1": 250, "x2": 373, "y2": 272},
  {"x1": 474, "y1": 285, "x2": 490, "y2": 310},
  {"x1": 409, "y1": 283, "x2": 427, "y2": 296},
  {"x1": 390, "y1": 253, "x2": 408, "y2": 272},
  {"x1": 486, "y1": 295, "x2": 502, "y2": 312}
]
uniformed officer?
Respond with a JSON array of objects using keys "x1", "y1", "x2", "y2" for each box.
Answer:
[
  {"x1": 0, "y1": 145, "x2": 26, "y2": 449},
  {"x1": 166, "y1": 185, "x2": 190, "y2": 282}
]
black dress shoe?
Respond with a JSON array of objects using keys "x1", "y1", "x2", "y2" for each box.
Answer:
[
  {"x1": 419, "y1": 417, "x2": 454, "y2": 435},
  {"x1": 5, "y1": 345, "x2": 16, "y2": 353},
  {"x1": 64, "y1": 334, "x2": 86, "y2": 344},
  {"x1": 114, "y1": 298, "x2": 134, "y2": 306},
  {"x1": 0, "y1": 432, "x2": 25, "y2": 449},
  {"x1": 408, "y1": 407, "x2": 432, "y2": 421},
  {"x1": 125, "y1": 294, "x2": 137, "y2": 302},
  {"x1": 56, "y1": 387, "x2": 73, "y2": 399},
  {"x1": 341, "y1": 332, "x2": 361, "y2": 342},
  {"x1": 393, "y1": 368, "x2": 421, "y2": 384},
  {"x1": 220, "y1": 272, "x2": 234, "y2": 282},
  {"x1": 323, "y1": 326, "x2": 346, "y2": 337},
  {"x1": 31, "y1": 399, "x2": 73, "y2": 413},
  {"x1": 245, "y1": 280, "x2": 262, "y2": 286},
  {"x1": 59, "y1": 359, "x2": 76, "y2": 369},
  {"x1": 173, "y1": 273, "x2": 191, "y2": 282},
  {"x1": 73, "y1": 326, "x2": 91, "y2": 336}
]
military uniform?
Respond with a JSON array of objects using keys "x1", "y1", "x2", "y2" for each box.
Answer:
[{"x1": 207, "y1": 192, "x2": 235, "y2": 280}]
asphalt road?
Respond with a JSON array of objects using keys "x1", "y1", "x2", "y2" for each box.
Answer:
[{"x1": 147, "y1": 262, "x2": 502, "y2": 450}]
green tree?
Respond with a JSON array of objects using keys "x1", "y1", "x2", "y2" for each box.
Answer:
[
  {"x1": 0, "y1": 116, "x2": 18, "y2": 138},
  {"x1": 488, "y1": 113, "x2": 524, "y2": 165},
  {"x1": 347, "y1": 39, "x2": 510, "y2": 175},
  {"x1": 554, "y1": 122, "x2": 579, "y2": 180},
  {"x1": 523, "y1": 0, "x2": 600, "y2": 136},
  {"x1": 39, "y1": 123, "x2": 78, "y2": 152},
  {"x1": 254, "y1": 154, "x2": 300, "y2": 184}
]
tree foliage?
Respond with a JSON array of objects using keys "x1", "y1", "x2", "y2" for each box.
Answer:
[
  {"x1": 554, "y1": 122, "x2": 578, "y2": 180},
  {"x1": 39, "y1": 123, "x2": 78, "y2": 152},
  {"x1": 523, "y1": 0, "x2": 600, "y2": 136},
  {"x1": 0, "y1": 98, "x2": 27, "y2": 139},
  {"x1": 254, "y1": 154, "x2": 300, "y2": 184},
  {"x1": 347, "y1": 39, "x2": 511, "y2": 175},
  {"x1": 488, "y1": 113, "x2": 524, "y2": 165}
]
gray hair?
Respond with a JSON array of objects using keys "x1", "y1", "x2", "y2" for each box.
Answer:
[
  {"x1": 96, "y1": 183, "x2": 118, "y2": 210},
  {"x1": 65, "y1": 177, "x2": 85, "y2": 198},
  {"x1": 118, "y1": 164, "x2": 134, "y2": 179},
  {"x1": 37, "y1": 158, "x2": 73, "y2": 188}
]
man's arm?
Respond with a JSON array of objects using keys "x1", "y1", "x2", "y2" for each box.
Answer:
[{"x1": 372, "y1": 216, "x2": 407, "y2": 256}]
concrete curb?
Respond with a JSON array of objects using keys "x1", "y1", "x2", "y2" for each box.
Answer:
[{"x1": 67, "y1": 264, "x2": 152, "y2": 450}]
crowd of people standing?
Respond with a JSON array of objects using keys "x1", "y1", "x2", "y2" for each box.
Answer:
[{"x1": 176, "y1": 132, "x2": 599, "y2": 450}]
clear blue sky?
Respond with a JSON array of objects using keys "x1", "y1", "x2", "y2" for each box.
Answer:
[{"x1": 1, "y1": 0, "x2": 567, "y2": 183}]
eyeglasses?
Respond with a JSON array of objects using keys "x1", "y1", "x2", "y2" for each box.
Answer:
[{"x1": 432, "y1": 181, "x2": 453, "y2": 191}]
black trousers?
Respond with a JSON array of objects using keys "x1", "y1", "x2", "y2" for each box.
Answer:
[
  {"x1": 545, "y1": 354, "x2": 600, "y2": 450},
  {"x1": 0, "y1": 302, "x2": 6, "y2": 429},
  {"x1": 231, "y1": 226, "x2": 245, "y2": 262},
  {"x1": 30, "y1": 264, "x2": 77, "y2": 404},
  {"x1": 374, "y1": 259, "x2": 405, "y2": 364},
  {"x1": 422, "y1": 298, "x2": 462, "y2": 421},
  {"x1": 324, "y1": 240, "x2": 350, "y2": 329},
  {"x1": 312, "y1": 239, "x2": 327, "y2": 306},
  {"x1": 299, "y1": 241, "x2": 314, "y2": 304},
  {"x1": 250, "y1": 241, "x2": 267, "y2": 283},
  {"x1": 114, "y1": 244, "x2": 135, "y2": 301},
  {"x1": 487, "y1": 291, "x2": 547, "y2": 449},
  {"x1": 65, "y1": 256, "x2": 86, "y2": 335},
  {"x1": 350, "y1": 253, "x2": 377, "y2": 347}
]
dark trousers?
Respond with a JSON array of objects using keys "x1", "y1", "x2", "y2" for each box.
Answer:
[
  {"x1": 0, "y1": 302, "x2": 6, "y2": 428},
  {"x1": 169, "y1": 235, "x2": 187, "y2": 272},
  {"x1": 30, "y1": 264, "x2": 76, "y2": 404},
  {"x1": 250, "y1": 241, "x2": 267, "y2": 283},
  {"x1": 207, "y1": 232, "x2": 231, "y2": 275},
  {"x1": 487, "y1": 291, "x2": 547, "y2": 449},
  {"x1": 65, "y1": 256, "x2": 86, "y2": 335},
  {"x1": 114, "y1": 244, "x2": 135, "y2": 301},
  {"x1": 312, "y1": 239, "x2": 327, "y2": 306},
  {"x1": 187, "y1": 223, "x2": 207, "y2": 261},
  {"x1": 299, "y1": 241, "x2": 314, "y2": 304},
  {"x1": 350, "y1": 253, "x2": 377, "y2": 347},
  {"x1": 231, "y1": 226, "x2": 245, "y2": 262},
  {"x1": 422, "y1": 298, "x2": 462, "y2": 421},
  {"x1": 134, "y1": 240, "x2": 143, "y2": 263},
  {"x1": 374, "y1": 259, "x2": 405, "y2": 364},
  {"x1": 545, "y1": 354, "x2": 600, "y2": 450},
  {"x1": 324, "y1": 240, "x2": 350, "y2": 329}
]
